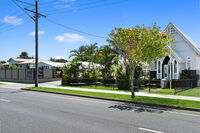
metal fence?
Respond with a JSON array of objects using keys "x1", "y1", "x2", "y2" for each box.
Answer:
[{"x1": 173, "y1": 79, "x2": 194, "y2": 94}]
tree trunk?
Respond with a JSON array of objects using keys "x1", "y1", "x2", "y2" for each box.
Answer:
[{"x1": 130, "y1": 63, "x2": 135, "y2": 98}]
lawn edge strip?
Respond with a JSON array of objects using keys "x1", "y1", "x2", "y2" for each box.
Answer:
[{"x1": 21, "y1": 87, "x2": 200, "y2": 112}]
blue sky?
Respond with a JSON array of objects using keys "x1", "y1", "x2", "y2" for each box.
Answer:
[{"x1": 0, "y1": 0, "x2": 200, "y2": 61}]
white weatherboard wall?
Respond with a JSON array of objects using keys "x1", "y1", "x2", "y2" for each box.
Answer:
[
  {"x1": 196, "y1": 55, "x2": 200, "y2": 70},
  {"x1": 173, "y1": 33, "x2": 196, "y2": 70}
]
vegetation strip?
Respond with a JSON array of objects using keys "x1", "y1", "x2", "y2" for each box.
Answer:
[
  {"x1": 24, "y1": 87, "x2": 200, "y2": 111},
  {"x1": 151, "y1": 88, "x2": 200, "y2": 97}
]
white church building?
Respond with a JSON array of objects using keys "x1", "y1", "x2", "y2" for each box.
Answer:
[{"x1": 150, "y1": 22, "x2": 200, "y2": 86}]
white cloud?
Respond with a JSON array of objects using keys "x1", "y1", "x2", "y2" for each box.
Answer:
[
  {"x1": 54, "y1": 33, "x2": 90, "y2": 43},
  {"x1": 2, "y1": 16, "x2": 23, "y2": 25},
  {"x1": 28, "y1": 31, "x2": 45, "y2": 36}
]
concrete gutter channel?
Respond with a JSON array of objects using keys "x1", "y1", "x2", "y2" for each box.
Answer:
[{"x1": 21, "y1": 88, "x2": 200, "y2": 112}]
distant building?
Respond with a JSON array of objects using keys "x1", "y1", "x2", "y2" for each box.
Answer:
[{"x1": 8, "y1": 58, "x2": 68, "y2": 69}]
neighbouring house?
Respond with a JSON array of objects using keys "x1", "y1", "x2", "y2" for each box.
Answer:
[
  {"x1": 150, "y1": 22, "x2": 200, "y2": 86},
  {"x1": 0, "y1": 62, "x2": 9, "y2": 70},
  {"x1": 8, "y1": 58, "x2": 68, "y2": 69}
]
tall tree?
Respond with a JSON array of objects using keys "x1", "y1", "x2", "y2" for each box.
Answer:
[
  {"x1": 98, "y1": 45, "x2": 119, "y2": 78},
  {"x1": 108, "y1": 23, "x2": 174, "y2": 97},
  {"x1": 0, "y1": 61, "x2": 6, "y2": 64},
  {"x1": 69, "y1": 45, "x2": 88, "y2": 61},
  {"x1": 18, "y1": 51, "x2": 32, "y2": 59},
  {"x1": 50, "y1": 58, "x2": 67, "y2": 63}
]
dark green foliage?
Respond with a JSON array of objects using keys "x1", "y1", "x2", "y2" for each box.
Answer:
[
  {"x1": 116, "y1": 63, "x2": 130, "y2": 90},
  {"x1": 50, "y1": 58, "x2": 67, "y2": 63},
  {"x1": 180, "y1": 70, "x2": 192, "y2": 79},
  {"x1": 134, "y1": 65, "x2": 144, "y2": 86},
  {"x1": 81, "y1": 72, "x2": 91, "y2": 83},
  {"x1": 0, "y1": 61, "x2": 6, "y2": 64},
  {"x1": 134, "y1": 65, "x2": 143, "y2": 80},
  {"x1": 62, "y1": 61, "x2": 81, "y2": 85},
  {"x1": 115, "y1": 63, "x2": 144, "y2": 90},
  {"x1": 18, "y1": 51, "x2": 33, "y2": 59}
]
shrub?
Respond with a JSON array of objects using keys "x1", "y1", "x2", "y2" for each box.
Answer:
[
  {"x1": 62, "y1": 61, "x2": 81, "y2": 85},
  {"x1": 116, "y1": 65, "x2": 130, "y2": 90},
  {"x1": 81, "y1": 72, "x2": 91, "y2": 83},
  {"x1": 9, "y1": 65, "x2": 20, "y2": 69},
  {"x1": 57, "y1": 71, "x2": 61, "y2": 78},
  {"x1": 180, "y1": 70, "x2": 192, "y2": 79}
]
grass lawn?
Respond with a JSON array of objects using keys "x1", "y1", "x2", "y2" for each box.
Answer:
[
  {"x1": 151, "y1": 87, "x2": 200, "y2": 97},
  {"x1": 0, "y1": 83, "x2": 5, "y2": 85},
  {"x1": 60, "y1": 85, "x2": 148, "y2": 92},
  {"x1": 26, "y1": 87, "x2": 200, "y2": 109}
]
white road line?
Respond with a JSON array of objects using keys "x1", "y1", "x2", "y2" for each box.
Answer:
[
  {"x1": 166, "y1": 111, "x2": 200, "y2": 117},
  {"x1": 0, "y1": 98, "x2": 10, "y2": 102},
  {"x1": 138, "y1": 127, "x2": 164, "y2": 133}
]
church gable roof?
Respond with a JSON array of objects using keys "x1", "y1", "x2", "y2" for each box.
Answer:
[{"x1": 165, "y1": 22, "x2": 200, "y2": 55}]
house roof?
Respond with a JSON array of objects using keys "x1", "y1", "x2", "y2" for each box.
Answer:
[
  {"x1": 8, "y1": 58, "x2": 30, "y2": 62},
  {"x1": 9, "y1": 58, "x2": 68, "y2": 68},
  {"x1": 166, "y1": 22, "x2": 200, "y2": 55},
  {"x1": 2, "y1": 62, "x2": 9, "y2": 66}
]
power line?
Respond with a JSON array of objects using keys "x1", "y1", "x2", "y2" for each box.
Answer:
[
  {"x1": 45, "y1": 18, "x2": 107, "y2": 39},
  {"x1": 45, "y1": 0, "x2": 128, "y2": 16},
  {"x1": 41, "y1": 0, "x2": 107, "y2": 13},
  {"x1": 11, "y1": 0, "x2": 35, "y2": 21},
  {"x1": 0, "y1": 20, "x2": 32, "y2": 33}
]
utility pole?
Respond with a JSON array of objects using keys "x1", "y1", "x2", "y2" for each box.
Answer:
[
  {"x1": 35, "y1": 0, "x2": 38, "y2": 87},
  {"x1": 12, "y1": 0, "x2": 46, "y2": 87}
]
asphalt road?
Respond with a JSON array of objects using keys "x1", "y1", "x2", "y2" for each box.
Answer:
[{"x1": 0, "y1": 87, "x2": 200, "y2": 133}]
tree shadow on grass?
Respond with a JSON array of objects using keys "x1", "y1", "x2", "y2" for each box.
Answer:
[{"x1": 108, "y1": 103, "x2": 172, "y2": 114}]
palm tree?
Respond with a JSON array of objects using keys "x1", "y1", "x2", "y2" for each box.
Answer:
[
  {"x1": 98, "y1": 45, "x2": 119, "y2": 78},
  {"x1": 85, "y1": 43, "x2": 98, "y2": 62},
  {"x1": 69, "y1": 45, "x2": 87, "y2": 61}
]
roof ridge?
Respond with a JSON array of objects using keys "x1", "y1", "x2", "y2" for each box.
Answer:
[{"x1": 167, "y1": 22, "x2": 200, "y2": 55}]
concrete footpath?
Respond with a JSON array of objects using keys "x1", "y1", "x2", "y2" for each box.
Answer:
[{"x1": 1, "y1": 80, "x2": 200, "y2": 102}]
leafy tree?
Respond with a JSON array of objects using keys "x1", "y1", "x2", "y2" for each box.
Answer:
[
  {"x1": 108, "y1": 23, "x2": 173, "y2": 97},
  {"x1": 50, "y1": 58, "x2": 67, "y2": 63},
  {"x1": 0, "y1": 61, "x2": 6, "y2": 64},
  {"x1": 86, "y1": 43, "x2": 98, "y2": 62},
  {"x1": 69, "y1": 45, "x2": 88, "y2": 61},
  {"x1": 18, "y1": 51, "x2": 32, "y2": 59},
  {"x1": 98, "y1": 45, "x2": 119, "y2": 79}
]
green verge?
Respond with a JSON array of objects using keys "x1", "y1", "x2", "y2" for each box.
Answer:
[
  {"x1": 0, "y1": 83, "x2": 5, "y2": 85},
  {"x1": 151, "y1": 87, "x2": 200, "y2": 97},
  {"x1": 26, "y1": 87, "x2": 200, "y2": 109}
]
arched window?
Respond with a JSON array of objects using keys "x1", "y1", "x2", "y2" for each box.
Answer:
[
  {"x1": 187, "y1": 57, "x2": 191, "y2": 70},
  {"x1": 174, "y1": 60, "x2": 177, "y2": 73},
  {"x1": 155, "y1": 60, "x2": 157, "y2": 70},
  {"x1": 158, "y1": 61, "x2": 161, "y2": 73}
]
